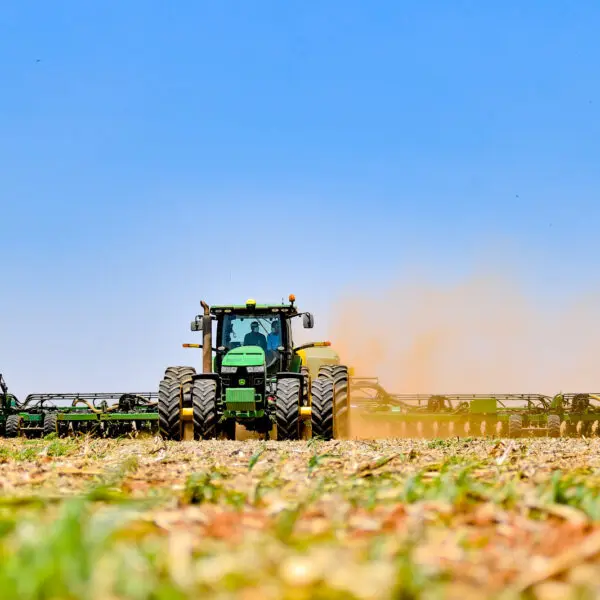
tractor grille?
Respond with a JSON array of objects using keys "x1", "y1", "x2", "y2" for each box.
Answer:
[{"x1": 225, "y1": 388, "x2": 256, "y2": 411}]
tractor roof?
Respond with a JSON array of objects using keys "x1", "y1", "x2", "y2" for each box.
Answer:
[{"x1": 210, "y1": 297, "x2": 299, "y2": 316}]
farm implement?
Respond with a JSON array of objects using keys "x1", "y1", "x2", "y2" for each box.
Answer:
[
  {"x1": 348, "y1": 378, "x2": 600, "y2": 439},
  {"x1": 0, "y1": 375, "x2": 158, "y2": 438}
]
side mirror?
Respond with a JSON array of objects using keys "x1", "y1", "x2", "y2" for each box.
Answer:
[
  {"x1": 302, "y1": 313, "x2": 314, "y2": 329},
  {"x1": 190, "y1": 317, "x2": 202, "y2": 331}
]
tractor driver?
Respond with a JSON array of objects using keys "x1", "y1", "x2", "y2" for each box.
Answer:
[
  {"x1": 267, "y1": 320, "x2": 281, "y2": 351},
  {"x1": 243, "y1": 321, "x2": 267, "y2": 352}
]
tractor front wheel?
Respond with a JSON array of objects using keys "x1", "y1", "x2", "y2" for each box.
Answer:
[
  {"x1": 276, "y1": 378, "x2": 301, "y2": 440},
  {"x1": 192, "y1": 379, "x2": 218, "y2": 440}
]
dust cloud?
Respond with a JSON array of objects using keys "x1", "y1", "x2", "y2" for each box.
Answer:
[{"x1": 329, "y1": 272, "x2": 600, "y2": 397}]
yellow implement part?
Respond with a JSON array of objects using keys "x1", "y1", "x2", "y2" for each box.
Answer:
[
  {"x1": 181, "y1": 407, "x2": 193, "y2": 420},
  {"x1": 297, "y1": 346, "x2": 340, "y2": 379},
  {"x1": 300, "y1": 406, "x2": 311, "y2": 417}
]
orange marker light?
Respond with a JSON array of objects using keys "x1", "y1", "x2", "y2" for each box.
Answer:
[{"x1": 289, "y1": 294, "x2": 296, "y2": 302}]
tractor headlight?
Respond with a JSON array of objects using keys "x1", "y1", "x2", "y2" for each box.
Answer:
[
  {"x1": 247, "y1": 366, "x2": 265, "y2": 373},
  {"x1": 221, "y1": 366, "x2": 237, "y2": 374}
]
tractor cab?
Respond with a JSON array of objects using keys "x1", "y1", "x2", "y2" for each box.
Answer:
[
  {"x1": 191, "y1": 297, "x2": 313, "y2": 379},
  {"x1": 219, "y1": 311, "x2": 286, "y2": 377}
]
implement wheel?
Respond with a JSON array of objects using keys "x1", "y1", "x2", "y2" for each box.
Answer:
[
  {"x1": 508, "y1": 414, "x2": 523, "y2": 438},
  {"x1": 276, "y1": 378, "x2": 301, "y2": 441},
  {"x1": 43, "y1": 413, "x2": 58, "y2": 437},
  {"x1": 5, "y1": 415, "x2": 21, "y2": 438},
  {"x1": 548, "y1": 414, "x2": 560, "y2": 438},
  {"x1": 311, "y1": 378, "x2": 335, "y2": 440},
  {"x1": 192, "y1": 379, "x2": 218, "y2": 440}
]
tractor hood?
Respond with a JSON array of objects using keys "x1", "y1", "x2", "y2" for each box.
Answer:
[{"x1": 222, "y1": 346, "x2": 265, "y2": 368}]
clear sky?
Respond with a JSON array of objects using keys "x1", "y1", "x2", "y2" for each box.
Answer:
[{"x1": 1, "y1": 1, "x2": 599, "y2": 397}]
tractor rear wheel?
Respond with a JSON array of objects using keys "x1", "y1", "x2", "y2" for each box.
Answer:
[
  {"x1": 158, "y1": 380, "x2": 182, "y2": 440},
  {"x1": 276, "y1": 378, "x2": 301, "y2": 440},
  {"x1": 508, "y1": 415, "x2": 523, "y2": 438},
  {"x1": 158, "y1": 366, "x2": 197, "y2": 440},
  {"x1": 192, "y1": 379, "x2": 218, "y2": 440},
  {"x1": 311, "y1": 378, "x2": 335, "y2": 440},
  {"x1": 317, "y1": 365, "x2": 350, "y2": 438},
  {"x1": 317, "y1": 365, "x2": 336, "y2": 379},
  {"x1": 5, "y1": 415, "x2": 21, "y2": 438},
  {"x1": 43, "y1": 413, "x2": 58, "y2": 437},
  {"x1": 164, "y1": 366, "x2": 196, "y2": 381},
  {"x1": 548, "y1": 414, "x2": 561, "y2": 438}
]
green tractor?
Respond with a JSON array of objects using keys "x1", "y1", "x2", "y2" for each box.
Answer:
[{"x1": 157, "y1": 296, "x2": 351, "y2": 441}]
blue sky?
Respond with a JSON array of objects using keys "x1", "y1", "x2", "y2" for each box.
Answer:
[{"x1": 1, "y1": 1, "x2": 599, "y2": 397}]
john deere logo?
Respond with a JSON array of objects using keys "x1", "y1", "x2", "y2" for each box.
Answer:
[{"x1": 239, "y1": 379, "x2": 246, "y2": 385}]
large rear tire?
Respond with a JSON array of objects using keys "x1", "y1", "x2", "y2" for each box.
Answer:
[
  {"x1": 158, "y1": 381, "x2": 182, "y2": 440},
  {"x1": 192, "y1": 379, "x2": 218, "y2": 440},
  {"x1": 164, "y1": 366, "x2": 196, "y2": 381},
  {"x1": 317, "y1": 365, "x2": 336, "y2": 379},
  {"x1": 317, "y1": 365, "x2": 350, "y2": 438},
  {"x1": 311, "y1": 378, "x2": 335, "y2": 440},
  {"x1": 276, "y1": 378, "x2": 301, "y2": 440},
  {"x1": 158, "y1": 366, "x2": 197, "y2": 440},
  {"x1": 5, "y1": 415, "x2": 21, "y2": 438},
  {"x1": 43, "y1": 413, "x2": 58, "y2": 437},
  {"x1": 164, "y1": 366, "x2": 196, "y2": 409}
]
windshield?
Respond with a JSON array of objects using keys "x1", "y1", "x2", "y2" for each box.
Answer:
[{"x1": 221, "y1": 314, "x2": 283, "y2": 353}]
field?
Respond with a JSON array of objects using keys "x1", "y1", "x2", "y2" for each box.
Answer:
[{"x1": 0, "y1": 435, "x2": 599, "y2": 599}]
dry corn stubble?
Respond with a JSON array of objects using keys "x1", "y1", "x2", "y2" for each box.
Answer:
[{"x1": 0, "y1": 436, "x2": 598, "y2": 598}]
